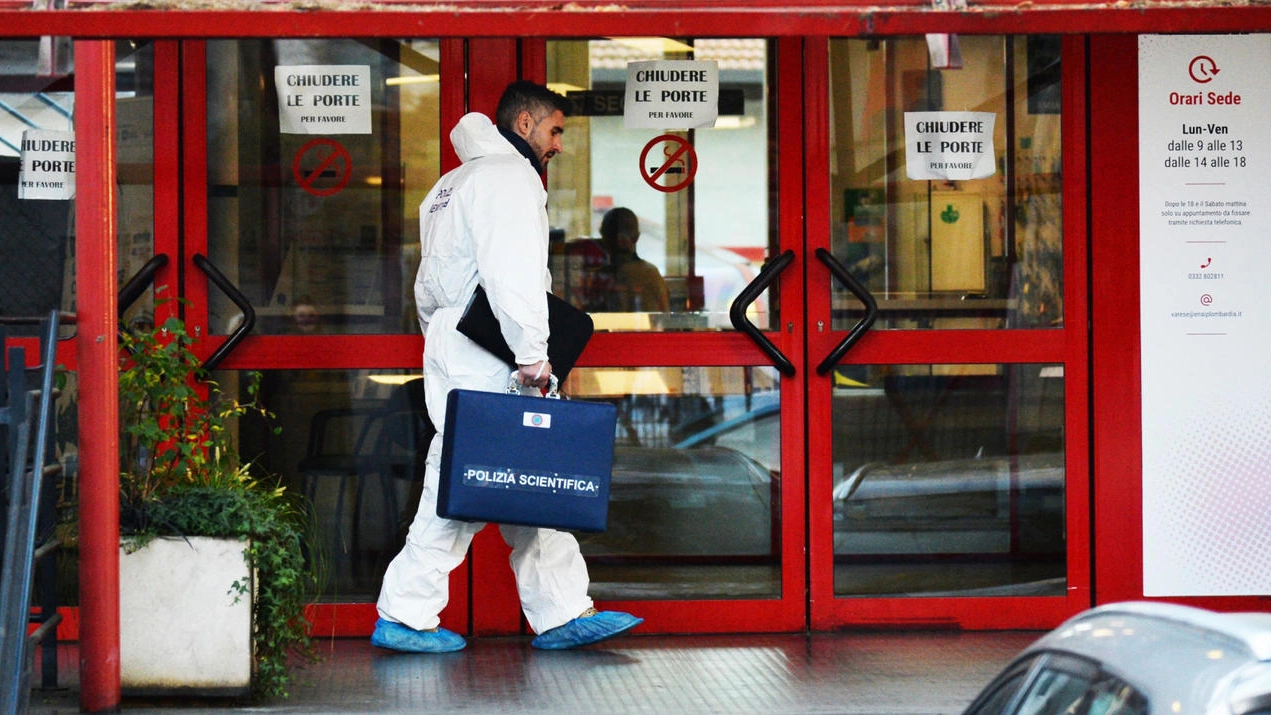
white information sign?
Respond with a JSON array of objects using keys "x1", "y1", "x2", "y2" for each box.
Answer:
[
  {"x1": 18, "y1": 129, "x2": 75, "y2": 200},
  {"x1": 624, "y1": 60, "x2": 719, "y2": 130},
  {"x1": 1139, "y1": 34, "x2": 1271, "y2": 596},
  {"x1": 903, "y1": 111, "x2": 996, "y2": 180},
  {"x1": 275, "y1": 65, "x2": 372, "y2": 135}
]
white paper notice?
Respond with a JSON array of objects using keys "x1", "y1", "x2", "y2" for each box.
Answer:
[
  {"x1": 1139, "y1": 34, "x2": 1271, "y2": 596},
  {"x1": 275, "y1": 65, "x2": 372, "y2": 135},
  {"x1": 18, "y1": 129, "x2": 75, "y2": 200},
  {"x1": 904, "y1": 111, "x2": 996, "y2": 180},
  {"x1": 624, "y1": 60, "x2": 719, "y2": 130}
]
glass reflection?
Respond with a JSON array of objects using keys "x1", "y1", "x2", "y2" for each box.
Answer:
[
  {"x1": 115, "y1": 41, "x2": 157, "y2": 332},
  {"x1": 0, "y1": 39, "x2": 77, "y2": 333},
  {"x1": 547, "y1": 39, "x2": 776, "y2": 332},
  {"x1": 238, "y1": 369, "x2": 425, "y2": 597},
  {"x1": 566, "y1": 365, "x2": 781, "y2": 600},
  {"x1": 237, "y1": 366, "x2": 781, "y2": 601},
  {"x1": 205, "y1": 39, "x2": 442, "y2": 337},
  {"x1": 830, "y1": 363, "x2": 1065, "y2": 597},
  {"x1": 828, "y1": 36, "x2": 1063, "y2": 330}
]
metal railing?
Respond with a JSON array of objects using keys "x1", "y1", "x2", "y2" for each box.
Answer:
[{"x1": 0, "y1": 310, "x2": 67, "y2": 715}]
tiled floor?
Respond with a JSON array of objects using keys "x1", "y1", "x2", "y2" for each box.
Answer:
[{"x1": 26, "y1": 630, "x2": 1040, "y2": 714}]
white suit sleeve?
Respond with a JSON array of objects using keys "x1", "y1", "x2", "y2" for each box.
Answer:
[{"x1": 470, "y1": 161, "x2": 550, "y2": 367}]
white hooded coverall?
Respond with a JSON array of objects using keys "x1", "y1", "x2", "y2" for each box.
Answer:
[{"x1": 376, "y1": 112, "x2": 594, "y2": 635}]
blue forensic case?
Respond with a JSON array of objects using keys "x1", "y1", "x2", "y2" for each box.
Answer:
[{"x1": 436, "y1": 388, "x2": 617, "y2": 532}]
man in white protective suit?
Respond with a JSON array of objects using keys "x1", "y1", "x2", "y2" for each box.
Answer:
[{"x1": 372, "y1": 80, "x2": 643, "y2": 653}]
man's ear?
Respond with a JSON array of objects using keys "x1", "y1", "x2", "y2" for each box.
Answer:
[{"x1": 515, "y1": 110, "x2": 534, "y2": 138}]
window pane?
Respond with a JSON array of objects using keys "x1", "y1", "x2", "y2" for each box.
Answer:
[
  {"x1": 831, "y1": 363, "x2": 1065, "y2": 596},
  {"x1": 206, "y1": 39, "x2": 441, "y2": 336},
  {"x1": 566, "y1": 365, "x2": 781, "y2": 600},
  {"x1": 239, "y1": 368, "x2": 424, "y2": 598},
  {"x1": 0, "y1": 39, "x2": 76, "y2": 329},
  {"x1": 828, "y1": 36, "x2": 1063, "y2": 330},
  {"x1": 115, "y1": 41, "x2": 156, "y2": 331},
  {"x1": 238, "y1": 365, "x2": 781, "y2": 601},
  {"x1": 547, "y1": 39, "x2": 777, "y2": 332}
]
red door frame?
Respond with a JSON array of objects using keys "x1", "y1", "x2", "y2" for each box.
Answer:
[
  {"x1": 467, "y1": 37, "x2": 813, "y2": 636},
  {"x1": 120, "y1": 26, "x2": 1264, "y2": 641},
  {"x1": 169, "y1": 37, "x2": 475, "y2": 638},
  {"x1": 1090, "y1": 33, "x2": 1144, "y2": 608},
  {"x1": 153, "y1": 36, "x2": 809, "y2": 638},
  {"x1": 452, "y1": 38, "x2": 812, "y2": 637},
  {"x1": 803, "y1": 35, "x2": 1092, "y2": 630},
  {"x1": 69, "y1": 29, "x2": 1095, "y2": 655}
]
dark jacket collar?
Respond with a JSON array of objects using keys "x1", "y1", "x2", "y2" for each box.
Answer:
[{"x1": 498, "y1": 126, "x2": 544, "y2": 176}]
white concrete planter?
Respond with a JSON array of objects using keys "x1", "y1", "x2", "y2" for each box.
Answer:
[{"x1": 119, "y1": 536, "x2": 254, "y2": 696}]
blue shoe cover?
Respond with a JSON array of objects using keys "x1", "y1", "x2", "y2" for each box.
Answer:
[
  {"x1": 371, "y1": 618, "x2": 466, "y2": 653},
  {"x1": 531, "y1": 610, "x2": 643, "y2": 650}
]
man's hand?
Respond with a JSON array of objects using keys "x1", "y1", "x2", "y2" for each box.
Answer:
[{"x1": 517, "y1": 360, "x2": 553, "y2": 389}]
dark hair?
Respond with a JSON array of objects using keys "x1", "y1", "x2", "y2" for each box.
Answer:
[
  {"x1": 599, "y1": 207, "x2": 639, "y2": 246},
  {"x1": 495, "y1": 80, "x2": 572, "y2": 130}
]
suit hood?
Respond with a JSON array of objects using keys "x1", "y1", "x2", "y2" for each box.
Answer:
[{"x1": 450, "y1": 112, "x2": 518, "y2": 164}]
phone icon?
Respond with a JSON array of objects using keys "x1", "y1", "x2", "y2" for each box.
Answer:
[{"x1": 1200, "y1": 257, "x2": 1212, "y2": 269}]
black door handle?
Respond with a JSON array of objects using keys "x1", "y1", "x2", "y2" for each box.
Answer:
[
  {"x1": 729, "y1": 249, "x2": 795, "y2": 377},
  {"x1": 117, "y1": 253, "x2": 170, "y2": 320},
  {"x1": 815, "y1": 247, "x2": 878, "y2": 376},
  {"x1": 193, "y1": 253, "x2": 256, "y2": 372}
]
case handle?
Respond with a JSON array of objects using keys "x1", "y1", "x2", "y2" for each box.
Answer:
[{"x1": 507, "y1": 371, "x2": 560, "y2": 399}]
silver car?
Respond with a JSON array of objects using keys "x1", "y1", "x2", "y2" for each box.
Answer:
[{"x1": 963, "y1": 601, "x2": 1271, "y2": 715}]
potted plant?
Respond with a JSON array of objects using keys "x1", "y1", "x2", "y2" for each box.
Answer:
[{"x1": 117, "y1": 313, "x2": 315, "y2": 698}]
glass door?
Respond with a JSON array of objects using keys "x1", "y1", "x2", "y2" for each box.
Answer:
[
  {"x1": 157, "y1": 32, "x2": 1088, "y2": 636},
  {"x1": 807, "y1": 36, "x2": 1090, "y2": 628},
  {"x1": 539, "y1": 37, "x2": 806, "y2": 633},
  {"x1": 173, "y1": 35, "x2": 807, "y2": 636},
  {"x1": 177, "y1": 37, "x2": 462, "y2": 634}
]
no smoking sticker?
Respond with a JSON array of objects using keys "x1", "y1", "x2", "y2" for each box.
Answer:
[
  {"x1": 640, "y1": 135, "x2": 697, "y2": 193},
  {"x1": 292, "y1": 138, "x2": 352, "y2": 197}
]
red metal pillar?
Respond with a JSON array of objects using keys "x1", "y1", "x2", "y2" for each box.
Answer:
[{"x1": 74, "y1": 39, "x2": 121, "y2": 712}]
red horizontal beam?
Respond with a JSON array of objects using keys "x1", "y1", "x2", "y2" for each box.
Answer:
[
  {"x1": 3, "y1": 6, "x2": 1271, "y2": 38},
  {"x1": 201, "y1": 330, "x2": 1063, "y2": 372},
  {"x1": 198, "y1": 331, "x2": 785, "y2": 370},
  {"x1": 812, "y1": 594, "x2": 1075, "y2": 631},
  {"x1": 0, "y1": 0, "x2": 1133, "y2": 8},
  {"x1": 0, "y1": 0, "x2": 1255, "y2": 8},
  {"x1": 835, "y1": 329, "x2": 1070, "y2": 365}
]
